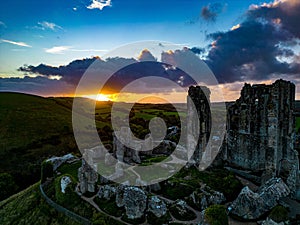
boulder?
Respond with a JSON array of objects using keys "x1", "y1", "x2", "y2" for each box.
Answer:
[
  {"x1": 123, "y1": 187, "x2": 147, "y2": 219},
  {"x1": 97, "y1": 185, "x2": 116, "y2": 200},
  {"x1": 60, "y1": 176, "x2": 72, "y2": 193},
  {"x1": 173, "y1": 199, "x2": 189, "y2": 216},
  {"x1": 189, "y1": 186, "x2": 226, "y2": 210},
  {"x1": 229, "y1": 178, "x2": 290, "y2": 220},
  {"x1": 262, "y1": 218, "x2": 286, "y2": 225},
  {"x1": 148, "y1": 196, "x2": 167, "y2": 218}
]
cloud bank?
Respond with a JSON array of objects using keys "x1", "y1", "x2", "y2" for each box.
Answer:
[
  {"x1": 1, "y1": 0, "x2": 300, "y2": 100},
  {"x1": 205, "y1": 0, "x2": 300, "y2": 83}
]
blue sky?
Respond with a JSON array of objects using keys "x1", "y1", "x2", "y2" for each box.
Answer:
[
  {"x1": 0, "y1": 0, "x2": 260, "y2": 75},
  {"x1": 0, "y1": 0, "x2": 300, "y2": 101}
]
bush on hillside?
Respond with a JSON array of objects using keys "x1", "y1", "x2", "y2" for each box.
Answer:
[{"x1": 205, "y1": 204, "x2": 228, "y2": 225}]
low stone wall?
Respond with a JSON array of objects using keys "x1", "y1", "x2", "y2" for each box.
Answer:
[{"x1": 39, "y1": 184, "x2": 91, "y2": 225}]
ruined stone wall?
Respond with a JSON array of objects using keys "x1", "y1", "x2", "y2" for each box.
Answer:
[
  {"x1": 187, "y1": 86, "x2": 211, "y2": 166},
  {"x1": 226, "y1": 80, "x2": 296, "y2": 174}
]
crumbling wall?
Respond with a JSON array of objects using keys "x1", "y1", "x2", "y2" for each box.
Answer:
[
  {"x1": 225, "y1": 79, "x2": 299, "y2": 197},
  {"x1": 187, "y1": 86, "x2": 211, "y2": 166}
]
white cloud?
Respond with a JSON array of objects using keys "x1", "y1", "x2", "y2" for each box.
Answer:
[
  {"x1": 231, "y1": 24, "x2": 241, "y2": 31},
  {"x1": 0, "y1": 21, "x2": 6, "y2": 28},
  {"x1": 0, "y1": 39, "x2": 31, "y2": 47},
  {"x1": 45, "y1": 46, "x2": 71, "y2": 54},
  {"x1": 37, "y1": 21, "x2": 62, "y2": 31},
  {"x1": 45, "y1": 46, "x2": 107, "y2": 54},
  {"x1": 87, "y1": 0, "x2": 112, "y2": 10}
]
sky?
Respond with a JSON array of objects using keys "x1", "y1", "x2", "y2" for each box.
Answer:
[{"x1": 0, "y1": 0, "x2": 300, "y2": 102}]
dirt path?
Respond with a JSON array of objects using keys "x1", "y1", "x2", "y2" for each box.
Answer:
[
  {"x1": 80, "y1": 195, "x2": 131, "y2": 225},
  {"x1": 151, "y1": 192, "x2": 205, "y2": 224}
]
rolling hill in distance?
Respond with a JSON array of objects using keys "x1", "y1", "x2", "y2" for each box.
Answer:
[{"x1": 0, "y1": 92, "x2": 185, "y2": 199}]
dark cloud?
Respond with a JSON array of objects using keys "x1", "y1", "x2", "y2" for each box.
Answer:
[
  {"x1": 200, "y1": 3, "x2": 225, "y2": 22},
  {"x1": 247, "y1": 0, "x2": 300, "y2": 38},
  {"x1": 11, "y1": 49, "x2": 199, "y2": 95},
  {"x1": 18, "y1": 57, "x2": 98, "y2": 85},
  {"x1": 189, "y1": 47, "x2": 205, "y2": 55},
  {"x1": 0, "y1": 76, "x2": 75, "y2": 96},
  {"x1": 204, "y1": 0, "x2": 300, "y2": 84},
  {"x1": 103, "y1": 60, "x2": 196, "y2": 93}
]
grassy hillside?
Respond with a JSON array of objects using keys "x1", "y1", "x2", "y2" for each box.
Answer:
[
  {"x1": 0, "y1": 93, "x2": 82, "y2": 197},
  {"x1": 0, "y1": 182, "x2": 80, "y2": 225}
]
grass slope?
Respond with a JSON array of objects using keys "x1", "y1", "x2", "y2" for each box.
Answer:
[
  {"x1": 0, "y1": 92, "x2": 80, "y2": 191},
  {"x1": 0, "y1": 182, "x2": 80, "y2": 225}
]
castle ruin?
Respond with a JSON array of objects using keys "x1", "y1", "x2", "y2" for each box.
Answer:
[{"x1": 188, "y1": 79, "x2": 300, "y2": 199}]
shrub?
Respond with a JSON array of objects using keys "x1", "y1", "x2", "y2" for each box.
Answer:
[
  {"x1": 94, "y1": 198, "x2": 124, "y2": 217},
  {"x1": 54, "y1": 174, "x2": 80, "y2": 207},
  {"x1": 269, "y1": 205, "x2": 289, "y2": 223},
  {"x1": 205, "y1": 205, "x2": 228, "y2": 225}
]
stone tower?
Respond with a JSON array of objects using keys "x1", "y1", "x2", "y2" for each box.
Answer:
[{"x1": 187, "y1": 86, "x2": 211, "y2": 166}]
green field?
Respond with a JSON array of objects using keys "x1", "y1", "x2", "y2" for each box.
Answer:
[{"x1": 0, "y1": 92, "x2": 182, "y2": 200}]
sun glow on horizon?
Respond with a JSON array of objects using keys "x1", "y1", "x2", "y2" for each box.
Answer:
[{"x1": 83, "y1": 94, "x2": 112, "y2": 101}]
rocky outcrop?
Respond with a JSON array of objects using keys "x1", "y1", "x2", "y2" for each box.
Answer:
[
  {"x1": 123, "y1": 187, "x2": 147, "y2": 219},
  {"x1": 172, "y1": 199, "x2": 189, "y2": 216},
  {"x1": 262, "y1": 218, "x2": 286, "y2": 225},
  {"x1": 230, "y1": 178, "x2": 290, "y2": 220},
  {"x1": 47, "y1": 153, "x2": 76, "y2": 170},
  {"x1": 148, "y1": 196, "x2": 167, "y2": 218},
  {"x1": 60, "y1": 176, "x2": 72, "y2": 193},
  {"x1": 97, "y1": 185, "x2": 116, "y2": 200},
  {"x1": 78, "y1": 160, "x2": 98, "y2": 193},
  {"x1": 189, "y1": 186, "x2": 226, "y2": 210}
]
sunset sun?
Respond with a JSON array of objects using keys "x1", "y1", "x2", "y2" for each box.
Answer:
[{"x1": 84, "y1": 94, "x2": 112, "y2": 101}]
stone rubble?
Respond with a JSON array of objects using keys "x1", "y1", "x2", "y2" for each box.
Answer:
[
  {"x1": 230, "y1": 178, "x2": 290, "y2": 220},
  {"x1": 148, "y1": 196, "x2": 167, "y2": 217}
]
